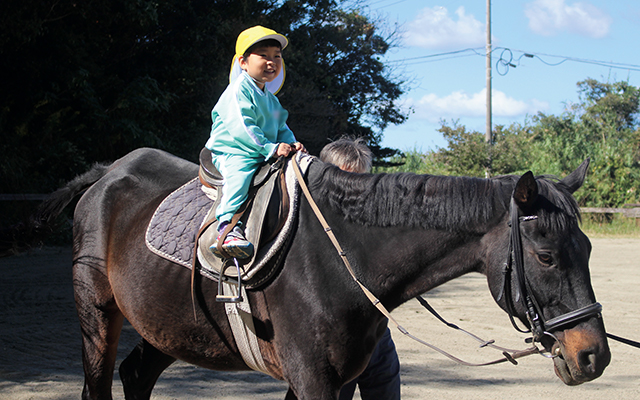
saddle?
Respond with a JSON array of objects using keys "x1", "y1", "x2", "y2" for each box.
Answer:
[
  {"x1": 146, "y1": 151, "x2": 313, "y2": 372},
  {"x1": 195, "y1": 148, "x2": 292, "y2": 290}
]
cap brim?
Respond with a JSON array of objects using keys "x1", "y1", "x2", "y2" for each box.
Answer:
[{"x1": 248, "y1": 33, "x2": 288, "y2": 51}]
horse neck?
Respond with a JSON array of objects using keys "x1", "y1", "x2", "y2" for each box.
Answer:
[
  {"x1": 309, "y1": 164, "x2": 510, "y2": 308},
  {"x1": 342, "y1": 218, "x2": 504, "y2": 308}
]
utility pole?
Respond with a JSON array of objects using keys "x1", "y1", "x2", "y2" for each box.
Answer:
[{"x1": 485, "y1": 0, "x2": 492, "y2": 178}]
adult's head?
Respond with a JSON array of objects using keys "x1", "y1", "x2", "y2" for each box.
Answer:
[{"x1": 320, "y1": 137, "x2": 372, "y2": 173}]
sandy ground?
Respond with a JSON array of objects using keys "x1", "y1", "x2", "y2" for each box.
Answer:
[{"x1": 1, "y1": 238, "x2": 638, "y2": 399}]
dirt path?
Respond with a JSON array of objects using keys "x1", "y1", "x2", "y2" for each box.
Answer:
[{"x1": 1, "y1": 238, "x2": 638, "y2": 399}]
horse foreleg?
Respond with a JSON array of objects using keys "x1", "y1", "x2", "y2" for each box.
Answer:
[{"x1": 119, "y1": 339, "x2": 176, "y2": 400}]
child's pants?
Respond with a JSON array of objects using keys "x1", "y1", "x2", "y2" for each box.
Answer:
[{"x1": 212, "y1": 153, "x2": 262, "y2": 224}]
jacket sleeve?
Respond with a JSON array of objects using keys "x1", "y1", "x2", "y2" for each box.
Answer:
[
  {"x1": 218, "y1": 84, "x2": 278, "y2": 160},
  {"x1": 277, "y1": 107, "x2": 297, "y2": 145}
]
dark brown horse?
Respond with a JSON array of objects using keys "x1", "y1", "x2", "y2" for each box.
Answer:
[{"x1": 38, "y1": 147, "x2": 610, "y2": 399}]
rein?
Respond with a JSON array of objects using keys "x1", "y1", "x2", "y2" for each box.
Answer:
[{"x1": 291, "y1": 157, "x2": 541, "y2": 366}]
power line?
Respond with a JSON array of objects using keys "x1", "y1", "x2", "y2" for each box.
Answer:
[
  {"x1": 365, "y1": 0, "x2": 411, "y2": 8},
  {"x1": 400, "y1": 53, "x2": 479, "y2": 67},
  {"x1": 386, "y1": 46, "x2": 640, "y2": 74},
  {"x1": 377, "y1": 0, "x2": 411, "y2": 9},
  {"x1": 385, "y1": 47, "x2": 485, "y2": 64},
  {"x1": 504, "y1": 48, "x2": 640, "y2": 72}
]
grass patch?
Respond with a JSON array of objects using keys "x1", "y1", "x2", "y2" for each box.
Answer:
[{"x1": 580, "y1": 213, "x2": 640, "y2": 238}]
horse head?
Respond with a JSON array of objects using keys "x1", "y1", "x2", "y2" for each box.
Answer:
[{"x1": 486, "y1": 159, "x2": 611, "y2": 385}]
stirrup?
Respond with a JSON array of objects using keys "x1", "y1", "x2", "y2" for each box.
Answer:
[{"x1": 216, "y1": 258, "x2": 243, "y2": 303}]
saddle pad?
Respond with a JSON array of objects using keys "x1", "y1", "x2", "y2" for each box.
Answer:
[
  {"x1": 145, "y1": 177, "x2": 213, "y2": 267},
  {"x1": 146, "y1": 153, "x2": 315, "y2": 286}
]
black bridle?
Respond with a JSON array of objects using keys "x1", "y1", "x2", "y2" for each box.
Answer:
[
  {"x1": 498, "y1": 198, "x2": 603, "y2": 342},
  {"x1": 418, "y1": 194, "x2": 640, "y2": 352}
]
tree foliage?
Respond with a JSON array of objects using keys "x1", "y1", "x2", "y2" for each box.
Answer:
[
  {"x1": 524, "y1": 79, "x2": 640, "y2": 207},
  {"x1": 0, "y1": 0, "x2": 404, "y2": 194},
  {"x1": 378, "y1": 78, "x2": 640, "y2": 208}
]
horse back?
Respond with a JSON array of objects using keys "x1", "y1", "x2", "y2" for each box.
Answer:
[{"x1": 73, "y1": 148, "x2": 198, "y2": 259}]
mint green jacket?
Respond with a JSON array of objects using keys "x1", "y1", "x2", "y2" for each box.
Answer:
[{"x1": 205, "y1": 71, "x2": 296, "y2": 160}]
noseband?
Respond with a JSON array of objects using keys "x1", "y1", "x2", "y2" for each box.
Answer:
[{"x1": 499, "y1": 198, "x2": 602, "y2": 342}]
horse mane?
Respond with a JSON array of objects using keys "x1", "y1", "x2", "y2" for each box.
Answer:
[
  {"x1": 313, "y1": 163, "x2": 581, "y2": 234},
  {"x1": 314, "y1": 164, "x2": 507, "y2": 233}
]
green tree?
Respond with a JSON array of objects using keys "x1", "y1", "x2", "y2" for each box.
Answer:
[
  {"x1": 272, "y1": 1, "x2": 405, "y2": 160},
  {"x1": 432, "y1": 122, "x2": 532, "y2": 177},
  {"x1": 523, "y1": 79, "x2": 640, "y2": 207},
  {"x1": 0, "y1": 0, "x2": 405, "y2": 195},
  {"x1": 372, "y1": 147, "x2": 448, "y2": 175},
  {"x1": 1, "y1": 0, "x2": 238, "y2": 192},
  {"x1": 437, "y1": 122, "x2": 489, "y2": 177},
  {"x1": 577, "y1": 78, "x2": 639, "y2": 130}
]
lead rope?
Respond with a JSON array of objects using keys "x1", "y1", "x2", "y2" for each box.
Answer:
[{"x1": 291, "y1": 157, "x2": 540, "y2": 367}]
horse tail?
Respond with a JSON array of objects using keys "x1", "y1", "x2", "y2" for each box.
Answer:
[
  {"x1": 0, "y1": 163, "x2": 112, "y2": 257},
  {"x1": 34, "y1": 162, "x2": 112, "y2": 226}
]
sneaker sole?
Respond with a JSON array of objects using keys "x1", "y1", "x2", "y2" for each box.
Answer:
[{"x1": 211, "y1": 244, "x2": 254, "y2": 260}]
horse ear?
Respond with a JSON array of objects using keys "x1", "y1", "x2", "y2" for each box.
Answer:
[
  {"x1": 559, "y1": 158, "x2": 590, "y2": 194},
  {"x1": 513, "y1": 171, "x2": 538, "y2": 210}
]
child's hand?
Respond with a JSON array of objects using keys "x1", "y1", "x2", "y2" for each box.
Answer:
[
  {"x1": 275, "y1": 142, "x2": 294, "y2": 157},
  {"x1": 291, "y1": 142, "x2": 307, "y2": 153}
]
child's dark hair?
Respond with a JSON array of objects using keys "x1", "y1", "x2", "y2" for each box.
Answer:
[{"x1": 243, "y1": 39, "x2": 283, "y2": 58}]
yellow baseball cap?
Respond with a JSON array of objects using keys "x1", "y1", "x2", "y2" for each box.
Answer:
[
  {"x1": 229, "y1": 26, "x2": 288, "y2": 94},
  {"x1": 235, "y1": 25, "x2": 288, "y2": 56}
]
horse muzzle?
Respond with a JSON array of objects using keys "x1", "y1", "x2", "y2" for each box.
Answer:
[{"x1": 550, "y1": 324, "x2": 611, "y2": 385}]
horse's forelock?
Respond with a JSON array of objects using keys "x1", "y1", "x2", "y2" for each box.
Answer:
[{"x1": 532, "y1": 177, "x2": 581, "y2": 234}]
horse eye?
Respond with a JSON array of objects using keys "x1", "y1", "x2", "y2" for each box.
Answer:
[{"x1": 537, "y1": 252, "x2": 555, "y2": 266}]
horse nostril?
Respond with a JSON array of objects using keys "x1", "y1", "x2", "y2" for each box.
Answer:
[
  {"x1": 588, "y1": 353, "x2": 597, "y2": 374},
  {"x1": 578, "y1": 351, "x2": 598, "y2": 376}
]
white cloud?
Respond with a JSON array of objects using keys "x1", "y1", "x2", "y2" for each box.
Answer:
[
  {"x1": 524, "y1": 0, "x2": 611, "y2": 38},
  {"x1": 404, "y1": 6, "x2": 485, "y2": 50},
  {"x1": 408, "y1": 89, "x2": 548, "y2": 122}
]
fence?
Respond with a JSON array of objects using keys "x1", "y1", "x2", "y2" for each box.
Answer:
[{"x1": 580, "y1": 206, "x2": 640, "y2": 219}]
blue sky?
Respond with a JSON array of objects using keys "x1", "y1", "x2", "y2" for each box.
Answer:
[{"x1": 360, "y1": 0, "x2": 640, "y2": 151}]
